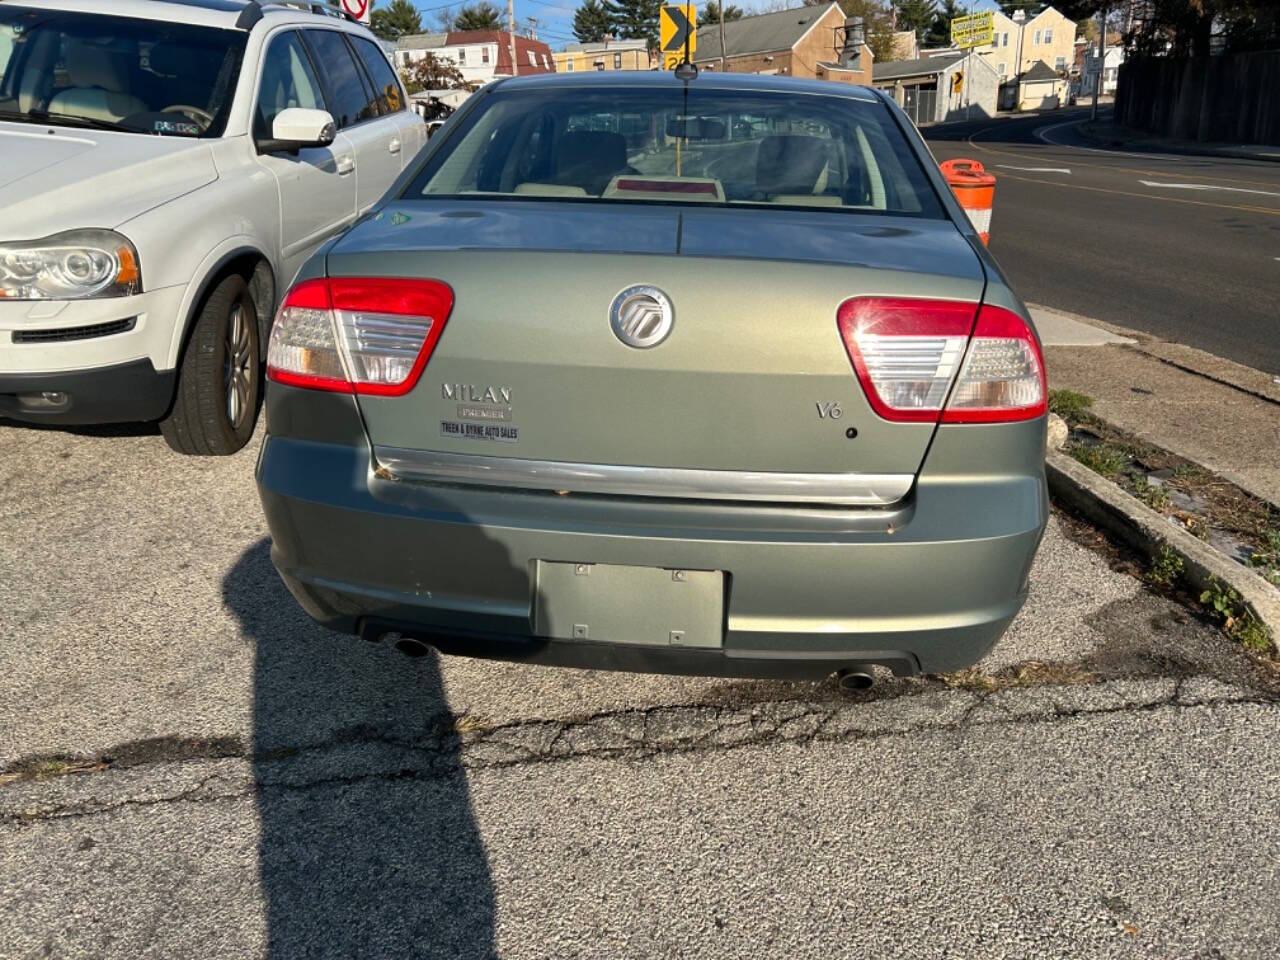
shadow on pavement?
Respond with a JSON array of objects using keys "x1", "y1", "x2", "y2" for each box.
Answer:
[
  {"x1": 223, "y1": 539, "x2": 497, "y2": 959},
  {"x1": 0, "y1": 416, "x2": 160, "y2": 437}
]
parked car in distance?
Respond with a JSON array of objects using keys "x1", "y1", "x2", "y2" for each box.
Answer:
[
  {"x1": 257, "y1": 71, "x2": 1049, "y2": 684},
  {"x1": 0, "y1": 0, "x2": 425, "y2": 454}
]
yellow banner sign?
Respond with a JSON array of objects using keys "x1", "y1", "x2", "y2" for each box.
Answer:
[
  {"x1": 660, "y1": 4, "x2": 697, "y2": 58},
  {"x1": 950, "y1": 11, "x2": 994, "y2": 49}
]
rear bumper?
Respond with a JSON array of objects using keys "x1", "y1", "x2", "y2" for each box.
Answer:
[{"x1": 257, "y1": 413, "x2": 1048, "y2": 678}]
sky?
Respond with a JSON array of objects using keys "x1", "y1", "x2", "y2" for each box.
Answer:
[{"x1": 385, "y1": 0, "x2": 1004, "y2": 53}]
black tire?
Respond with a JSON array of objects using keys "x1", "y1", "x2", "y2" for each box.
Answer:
[{"x1": 160, "y1": 273, "x2": 261, "y2": 456}]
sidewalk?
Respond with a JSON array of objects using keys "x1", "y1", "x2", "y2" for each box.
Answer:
[
  {"x1": 1076, "y1": 120, "x2": 1280, "y2": 163},
  {"x1": 1033, "y1": 305, "x2": 1280, "y2": 508}
]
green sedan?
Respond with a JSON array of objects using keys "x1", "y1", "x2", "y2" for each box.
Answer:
[{"x1": 257, "y1": 71, "x2": 1048, "y2": 688}]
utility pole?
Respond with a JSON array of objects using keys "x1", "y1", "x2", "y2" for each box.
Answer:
[
  {"x1": 1012, "y1": 9, "x2": 1025, "y2": 110},
  {"x1": 1091, "y1": 4, "x2": 1106, "y2": 120},
  {"x1": 507, "y1": 0, "x2": 518, "y2": 76},
  {"x1": 719, "y1": 4, "x2": 727, "y2": 72},
  {"x1": 964, "y1": 1, "x2": 972, "y2": 121}
]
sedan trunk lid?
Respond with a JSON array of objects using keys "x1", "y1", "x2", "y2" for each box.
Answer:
[{"x1": 327, "y1": 200, "x2": 986, "y2": 501}]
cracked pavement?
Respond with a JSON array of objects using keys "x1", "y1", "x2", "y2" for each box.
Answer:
[{"x1": 3, "y1": 424, "x2": 1280, "y2": 959}]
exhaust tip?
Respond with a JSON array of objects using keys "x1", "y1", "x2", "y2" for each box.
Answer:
[{"x1": 836, "y1": 669, "x2": 874, "y2": 692}]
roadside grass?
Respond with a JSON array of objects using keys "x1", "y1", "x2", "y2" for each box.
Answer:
[
  {"x1": 1249, "y1": 528, "x2": 1280, "y2": 587},
  {"x1": 1053, "y1": 408, "x2": 1278, "y2": 659},
  {"x1": 1069, "y1": 438, "x2": 1130, "y2": 478},
  {"x1": 1200, "y1": 579, "x2": 1275, "y2": 654},
  {"x1": 1048, "y1": 388, "x2": 1096, "y2": 424},
  {"x1": 1133, "y1": 475, "x2": 1171, "y2": 512},
  {"x1": 1149, "y1": 545, "x2": 1184, "y2": 588}
]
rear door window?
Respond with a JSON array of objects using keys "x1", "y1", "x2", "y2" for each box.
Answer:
[
  {"x1": 302, "y1": 28, "x2": 378, "y2": 128},
  {"x1": 407, "y1": 85, "x2": 944, "y2": 217}
]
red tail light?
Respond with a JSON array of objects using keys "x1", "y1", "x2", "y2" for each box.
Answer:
[
  {"x1": 838, "y1": 297, "x2": 1046, "y2": 424},
  {"x1": 266, "y1": 278, "x2": 454, "y2": 396}
]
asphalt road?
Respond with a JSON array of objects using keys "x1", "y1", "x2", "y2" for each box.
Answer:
[
  {"x1": 926, "y1": 109, "x2": 1280, "y2": 375},
  {"x1": 3, "y1": 423, "x2": 1280, "y2": 958}
]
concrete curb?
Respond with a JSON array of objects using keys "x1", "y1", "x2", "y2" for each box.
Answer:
[
  {"x1": 1046, "y1": 450, "x2": 1280, "y2": 647},
  {"x1": 1076, "y1": 121, "x2": 1280, "y2": 163}
]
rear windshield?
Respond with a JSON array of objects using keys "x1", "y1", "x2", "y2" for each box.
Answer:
[
  {"x1": 0, "y1": 6, "x2": 245, "y2": 138},
  {"x1": 405, "y1": 84, "x2": 945, "y2": 217}
]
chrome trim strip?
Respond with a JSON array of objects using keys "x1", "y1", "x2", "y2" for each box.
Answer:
[{"x1": 374, "y1": 447, "x2": 913, "y2": 506}]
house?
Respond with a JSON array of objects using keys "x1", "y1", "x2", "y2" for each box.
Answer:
[
  {"x1": 1080, "y1": 40, "x2": 1124, "y2": 96},
  {"x1": 873, "y1": 52, "x2": 1000, "y2": 125},
  {"x1": 553, "y1": 39, "x2": 651, "y2": 73},
  {"x1": 1013, "y1": 59, "x2": 1068, "y2": 110},
  {"x1": 980, "y1": 6, "x2": 1077, "y2": 83},
  {"x1": 396, "y1": 30, "x2": 555, "y2": 85},
  {"x1": 690, "y1": 3, "x2": 872, "y2": 84}
]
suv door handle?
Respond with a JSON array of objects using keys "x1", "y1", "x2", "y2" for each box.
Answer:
[
  {"x1": 389, "y1": 138, "x2": 402, "y2": 154},
  {"x1": 336, "y1": 156, "x2": 355, "y2": 175}
]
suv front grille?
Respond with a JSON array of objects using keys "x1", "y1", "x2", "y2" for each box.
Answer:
[{"x1": 12, "y1": 318, "x2": 137, "y2": 344}]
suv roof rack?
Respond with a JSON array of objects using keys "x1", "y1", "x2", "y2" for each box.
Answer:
[{"x1": 235, "y1": 0, "x2": 358, "y2": 31}]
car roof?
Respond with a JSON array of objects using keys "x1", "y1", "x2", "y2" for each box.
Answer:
[
  {"x1": 495, "y1": 69, "x2": 882, "y2": 103},
  {"x1": 7, "y1": 0, "x2": 369, "y2": 32}
]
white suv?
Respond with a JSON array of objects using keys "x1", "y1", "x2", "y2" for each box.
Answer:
[{"x1": 0, "y1": 0, "x2": 425, "y2": 453}]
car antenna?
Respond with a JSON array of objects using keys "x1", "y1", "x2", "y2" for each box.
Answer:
[{"x1": 673, "y1": 2, "x2": 698, "y2": 81}]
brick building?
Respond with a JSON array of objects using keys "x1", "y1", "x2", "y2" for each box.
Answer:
[{"x1": 691, "y1": 3, "x2": 872, "y2": 84}]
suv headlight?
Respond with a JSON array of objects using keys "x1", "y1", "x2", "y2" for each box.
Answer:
[{"x1": 0, "y1": 230, "x2": 141, "y2": 301}]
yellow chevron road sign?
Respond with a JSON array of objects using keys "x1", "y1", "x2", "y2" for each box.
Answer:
[{"x1": 661, "y1": 4, "x2": 697, "y2": 63}]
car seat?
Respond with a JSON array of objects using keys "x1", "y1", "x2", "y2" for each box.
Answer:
[
  {"x1": 756, "y1": 134, "x2": 839, "y2": 206},
  {"x1": 552, "y1": 131, "x2": 630, "y2": 196},
  {"x1": 47, "y1": 40, "x2": 147, "y2": 123}
]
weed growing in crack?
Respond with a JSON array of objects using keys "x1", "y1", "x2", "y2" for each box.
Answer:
[
  {"x1": 1069, "y1": 439, "x2": 1130, "y2": 478},
  {"x1": 1183, "y1": 515, "x2": 1209, "y2": 540},
  {"x1": 1049, "y1": 388, "x2": 1095, "y2": 424},
  {"x1": 940, "y1": 661, "x2": 1097, "y2": 692},
  {"x1": 1249, "y1": 527, "x2": 1280, "y2": 586},
  {"x1": 1233, "y1": 615, "x2": 1274, "y2": 655},
  {"x1": 1149, "y1": 545, "x2": 1184, "y2": 588},
  {"x1": 1134, "y1": 476, "x2": 1171, "y2": 513},
  {"x1": 1199, "y1": 578, "x2": 1275, "y2": 657}
]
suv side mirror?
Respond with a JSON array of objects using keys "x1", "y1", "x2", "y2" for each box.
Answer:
[{"x1": 257, "y1": 108, "x2": 337, "y2": 154}]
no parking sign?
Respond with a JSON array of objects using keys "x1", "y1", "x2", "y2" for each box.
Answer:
[{"x1": 340, "y1": 0, "x2": 371, "y2": 22}]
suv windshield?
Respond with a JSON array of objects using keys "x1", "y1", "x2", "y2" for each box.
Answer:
[
  {"x1": 407, "y1": 84, "x2": 944, "y2": 217},
  {"x1": 0, "y1": 6, "x2": 246, "y2": 138}
]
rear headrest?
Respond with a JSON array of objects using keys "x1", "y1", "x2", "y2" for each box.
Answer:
[
  {"x1": 554, "y1": 131, "x2": 628, "y2": 195},
  {"x1": 756, "y1": 135, "x2": 829, "y2": 196},
  {"x1": 63, "y1": 41, "x2": 130, "y2": 92}
]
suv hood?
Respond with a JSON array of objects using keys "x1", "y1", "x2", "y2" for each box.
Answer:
[{"x1": 0, "y1": 124, "x2": 218, "y2": 239}]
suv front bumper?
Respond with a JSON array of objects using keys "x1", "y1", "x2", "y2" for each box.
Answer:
[
  {"x1": 0, "y1": 285, "x2": 187, "y2": 424},
  {"x1": 0, "y1": 359, "x2": 176, "y2": 425}
]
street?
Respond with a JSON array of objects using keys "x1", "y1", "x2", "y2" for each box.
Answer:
[
  {"x1": 926, "y1": 110, "x2": 1280, "y2": 375},
  {"x1": 3, "y1": 422, "x2": 1280, "y2": 958}
]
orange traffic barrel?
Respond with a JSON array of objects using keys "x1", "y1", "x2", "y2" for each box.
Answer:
[{"x1": 939, "y1": 158, "x2": 995, "y2": 245}]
